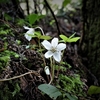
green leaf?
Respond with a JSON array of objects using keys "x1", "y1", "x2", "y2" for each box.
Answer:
[
  {"x1": 60, "y1": 34, "x2": 69, "y2": 42},
  {"x1": 27, "y1": 31, "x2": 39, "y2": 38},
  {"x1": 34, "y1": 32, "x2": 51, "y2": 40},
  {"x1": 66, "y1": 93, "x2": 78, "y2": 100},
  {"x1": 69, "y1": 32, "x2": 76, "y2": 39},
  {"x1": 50, "y1": 20, "x2": 55, "y2": 25},
  {"x1": 38, "y1": 84, "x2": 62, "y2": 99},
  {"x1": 87, "y1": 85, "x2": 100, "y2": 95},
  {"x1": 28, "y1": 34, "x2": 37, "y2": 38},
  {"x1": 0, "y1": 30, "x2": 7, "y2": 35},
  {"x1": 66, "y1": 37, "x2": 80, "y2": 42},
  {"x1": 62, "y1": 0, "x2": 71, "y2": 8},
  {"x1": 60, "y1": 34, "x2": 80, "y2": 43},
  {"x1": 12, "y1": 83, "x2": 20, "y2": 96},
  {"x1": 40, "y1": 35, "x2": 51, "y2": 40},
  {"x1": 37, "y1": 15, "x2": 45, "y2": 21},
  {"x1": 16, "y1": 40, "x2": 21, "y2": 45},
  {"x1": 28, "y1": 14, "x2": 38, "y2": 25},
  {"x1": 0, "y1": 56, "x2": 10, "y2": 62},
  {"x1": 28, "y1": 14, "x2": 45, "y2": 25},
  {"x1": 14, "y1": 54, "x2": 19, "y2": 58},
  {"x1": 34, "y1": 31, "x2": 41, "y2": 37}
]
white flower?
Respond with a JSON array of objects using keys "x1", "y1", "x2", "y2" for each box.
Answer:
[
  {"x1": 23, "y1": 26, "x2": 34, "y2": 41},
  {"x1": 42, "y1": 38, "x2": 66, "y2": 62},
  {"x1": 44, "y1": 66, "x2": 50, "y2": 75}
]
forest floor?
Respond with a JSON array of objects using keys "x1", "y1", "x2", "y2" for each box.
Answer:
[{"x1": 0, "y1": 5, "x2": 99, "y2": 100}]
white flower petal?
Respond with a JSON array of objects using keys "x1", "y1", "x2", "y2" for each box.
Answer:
[
  {"x1": 24, "y1": 26, "x2": 34, "y2": 41},
  {"x1": 25, "y1": 33, "x2": 32, "y2": 41},
  {"x1": 51, "y1": 38, "x2": 58, "y2": 47},
  {"x1": 26, "y1": 28, "x2": 34, "y2": 34},
  {"x1": 42, "y1": 40, "x2": 52, "y2": 50},
  {"x1": 45, "y1": 51, "x2": 53, "y2": 58},
  {"x1": 23, "y1": 26, "x2": 30, "y2": 30},
  {"x1": 53, "y1": 52, "x2": 61, "y2": 62},
  {"x1": 57, "y1": 43, "x2": 66, "y2": 51},
  {"x1": 44, "y1": 66, "x2": 50, "y2": 75}
]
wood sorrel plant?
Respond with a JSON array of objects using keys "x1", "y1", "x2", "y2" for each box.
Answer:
[
  {"x1": 24, "y1": 26, "x2": 66, "y2": 84},
  {"x1": 24, "y1": 26, "x2": 82, "y2": 100},
  {"x1": 41, "y1": 37, "x2": 66, "y2": 84}
]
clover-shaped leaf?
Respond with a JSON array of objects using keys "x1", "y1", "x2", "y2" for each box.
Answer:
[{"x1": 60, "y1": 33, "x2": 80, "y2": 43}]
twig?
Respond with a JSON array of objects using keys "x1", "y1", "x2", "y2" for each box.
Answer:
[
  {"x1": 44, "y1": 0, "x2": 61, "y2": 36},
  {"x1": 25, "y1": 0, "x2": 30, "y2": 15},
  {"x1": 0, "y1": 71, "x2": 40, "y2": 82}
]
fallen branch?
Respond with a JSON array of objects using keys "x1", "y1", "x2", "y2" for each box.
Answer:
[{"x1": 0, "y1": 71, "x2": 40, "y2": 82}]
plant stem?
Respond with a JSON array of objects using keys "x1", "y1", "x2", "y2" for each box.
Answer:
[
  {"x1": 49, "y1": 57, "x2": 55, "y2": 84},
  {"x1": 34, "y1": 26, "x2": 45, "y2": 35},
  {"x1": 38, "y1": 39, "x2": 46, "y2": 66}
]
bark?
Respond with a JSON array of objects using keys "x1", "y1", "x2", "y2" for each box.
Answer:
[{"x1": 82, "y1": 0, "x2": 100, "y2": 84}]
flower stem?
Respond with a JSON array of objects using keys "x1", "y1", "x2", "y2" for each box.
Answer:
[
  {"x1": 38, "y1": 39, "x2": 46, "y2": 66},
  {"x1": 49, "y1": 57, "x2": 55, "y2": 84},
  {"x1": 34, "y1": 26, "x2": 44, "y2": 35}
]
